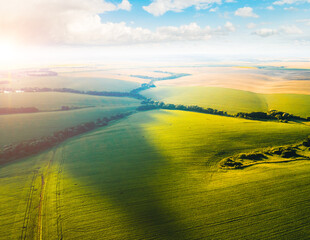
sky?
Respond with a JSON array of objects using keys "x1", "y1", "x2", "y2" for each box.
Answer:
[{"x1": 0, "y1": 0, "x2": 310, "y2": 66}]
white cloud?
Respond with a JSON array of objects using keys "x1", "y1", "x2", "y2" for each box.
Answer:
[
  {"x1": 273, "y1": 0, "x2": 310, "y2": 5},
  {"x1": 0, "y1": 0, "x2": 238, "y2": 46},
  {"x1": 142, "y1": 0, "x2": 221, "y2": 16},
  {"x1": 224, "y1": 21, "x2": 236, "y2": 32},
  {"x1": 234, "y1": 7, "x2": 259, "y2": 18},
  {"x1": 294, "y1": 39, "x2": 310, "y2": 45},
  {"x1": 153, "y1": 22, "x2": 235, "y2": 41},
  {"x1": 0, "y1": 0, "x2": 132, "y2": 45},
  {"x1": 118, "y1": 0, "x2": 132, "y2": 11},
  {"x1": 0, "y1": 1, "x2": 236, "y2": 47},
  {"x1": 247, "y1": 23, "x2": 257, "y2": 29},
  {"x1": 253, "y1": 28, "x2": 278, "y2": 37},
  {"x1": 280, "y1": 25, "x2": 303, "y2": 34},
  {"x1": 209, "y1": 7, "x2": 219, "y2": 12},
  {"x1": 155, "y1": 23, "x2": 213, "y2": 41},
  {"x1": 297, "y1": 19, "x2": 310, "y2": 25},
  {"x1": 266, "y1": 6, "x2": 274, "y2": 10},
  {"x1": 284, "y1": 6, "x2": 298, "y2": 10},
  {"x1": 252, "y1": 25, "x2": 302, "y2": 37}
]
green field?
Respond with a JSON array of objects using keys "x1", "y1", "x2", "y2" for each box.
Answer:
[
  {"x1": 264, "y1": 93, "x2": 310, "y2": 118},
  {"x1": 1, "y1": 110, "x2": 310, "y2": 239},
  {"x1": 0, "y1": 92, "x2": 140, "y2": 111},
  {"x1": 0, "y1": 93, "x2": 140, "y2": 145},
  {"x1": 142, "y1": 86, "x2": 310, "y2": 117},
  {"x1": 9, "y1": 76, "x2": 140, "y2": 92}
]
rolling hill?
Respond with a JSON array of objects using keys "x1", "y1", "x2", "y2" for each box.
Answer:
[
  {"x1": 142, "y1": 86, "x2": 310, "y2": 117},
  {"x1": 1, "y1": 110, "x2": 310, "y2": 239}
]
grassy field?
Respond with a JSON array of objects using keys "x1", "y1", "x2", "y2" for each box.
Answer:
[
  {"x1": 1, "y1": 110, "x2": 310, "y2": 239},
  {"x1": 142, "y1": 86, "x2": 310, "y2": 117},
  {"x1": 0, "y1": 105, "x2": 139, "y2": 146},
  {"x1": 0, "y1": 93, "x2": 140, "y2": 146},
  {"x1": 0, "y1": 92, "x2": 140, "y2": 111},
  {"x1": 264, "y1": 93, "x2": 310, "y2": 118},
  {"x1": 8, "y1": 76, "x2": 140, "y2": 92}
]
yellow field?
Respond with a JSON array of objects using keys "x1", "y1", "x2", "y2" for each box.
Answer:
[
  {"x1": 1, "y1": 110, "x2": 310, "y2": 239},
  {"x1": 142, "y1": 86, "x2": 310, "y2": 117}
]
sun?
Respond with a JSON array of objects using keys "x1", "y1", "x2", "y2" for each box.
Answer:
[{"x1": 0, "y1": 39, "x2": 22, "y2": 68}]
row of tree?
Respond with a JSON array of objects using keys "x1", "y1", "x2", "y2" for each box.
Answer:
[
  {"x1": 0, "y1": 111, "x2": 133, "y2": 164},
  {"x1": 235, "y1": 110, "x2": 309, "y2": 122},
  {"x1": 137, "y1": 100, "x2": 229, "y2": 116},
  {"x1": 130, "y1": 83, "x2": 156, "y2": 94},
  {"x1": 138, "y1": 99, "x2": 310, "y2": 122}
]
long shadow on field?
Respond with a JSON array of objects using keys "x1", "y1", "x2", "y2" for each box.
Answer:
[{"x1": 63, "y1": 113, "x2": 190, "y2": 239}]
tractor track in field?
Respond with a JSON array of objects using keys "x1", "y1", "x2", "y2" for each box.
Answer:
[
  {"x1": 20, "y1": 170, "x2": 38, "y2": 240},
  {"x1": 37, "y1": 174, "x2": 45, "y2": 240},
  {"x1": 37, "y1": 150, "x2": 55, "y2": 240},
  {"x1": 56, "y1": 148, "x2": 65, "y2": 240},
  {"x1": 20, "y1": 150, "x2": 56, "y2": 240}
]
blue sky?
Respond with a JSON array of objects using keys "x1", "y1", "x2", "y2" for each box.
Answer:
[
  {"x1": 0, "y1": 0, "x2": 310, "y2": 64},
  {"x1": 102, "y1": 0, "x2": 310, "y2": 30}
]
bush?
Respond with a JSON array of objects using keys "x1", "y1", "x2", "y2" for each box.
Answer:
[
  {"x1": 237, "y1": 152, "x2": 267, "y2": 161},
  {"x1": 281, "y1": 149, "x2": 299, "y2": 158},
  {"x1": 270, "y1": 147, "x2": 283, "y2": 155},
  {"x1": 302, "y1": 136, "x2": 310, "y2": 147},
  {"x1": 221, "y1": 158, "x2": 243, "y2": 168}
]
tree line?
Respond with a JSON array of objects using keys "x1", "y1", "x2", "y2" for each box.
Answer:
[
  {"x1": 0, "y1": 111, "x2": 133, "y2": 165},
  {"x1": 130, "y1": 83, "x2": 156, "y2": 94},
  {"x1": 137, "y1": 99, "x2": 310, "y2": 122},
  {"x1": 137, "y1": 100, "x2": 230, "y2": 117},
  {"x1": 235, "y1": 110, "x2": 310, "y2": 122}
]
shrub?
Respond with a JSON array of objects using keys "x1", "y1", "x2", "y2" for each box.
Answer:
[
  {"x1": 281, "y1": 149, "x2": 299, "y2": 158},
  {"x1": 302, "y1": 136, "x2": 310, "y2": 147},
  {"x1": 237, "y1": 152, "x2": 267, "y2": 161},
  {"x1": 221, "y1": 158, "x2": 243, "y2": 168}
]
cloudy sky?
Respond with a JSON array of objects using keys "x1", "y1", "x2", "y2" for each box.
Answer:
[{"x1": 1, "y1": 0, "x2": 310, "y2": 65}]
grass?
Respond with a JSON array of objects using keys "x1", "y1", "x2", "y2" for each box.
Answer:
[
  {"x1": 142, "y1": 86, "x2": 310, "y2": 117},
  {"x1": 142, "y1": 86, "x2": 268, "y2": 114},
  {"x1": 1, "y1": 110, "x2": 310, "y2": 239},
  {"x1": 9, "y1": 76, "x2": 140, "y2": 92},
  {"x1": 264, "y1": 93, "x2": 310, "y2": 118},
  {"x1": 0, "y1": 92, "x2": 140, "y2": 111},
  {"x1": 0, "y1": 151, "x2": 53, "y2": 240},
  {"x1": 0, "y1": 102, "x2": 140, "y2": 146}
]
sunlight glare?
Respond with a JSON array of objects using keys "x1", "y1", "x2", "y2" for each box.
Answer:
[{"x1": 0, "y1": 39, "x2": 22, "y2": 69}]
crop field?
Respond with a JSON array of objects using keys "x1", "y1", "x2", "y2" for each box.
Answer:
[
  {"x1": 264, "y1": 93, "x2": 310, "y2": 118},
  {"x1": 1, "y1": 110, "x2": 310, "y2": 239},
  {"x1": 0, "y1": 105, "x2": 139, "y2": 146},
  {"x1": 0, "y1": 101, "x2": 140, "y2": 147},
  {"x1": 0, "y1": 92, "x2": 140, "y2": 145},
  {"x1": 1, "y1": 0, "x2": 309, "y2": 238},
  {"x1": 0, "y1": 92, "x2": 140, "y2": 111},
  {"x1": 7, "y1": 75, "x2": 140, "y2": 92},
  {"x1": 145, "y1": 66, "x2": 310, "y2": 95},
  {"x1": 142, "y1": 86, "x2": 310, "y2": 116}
]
